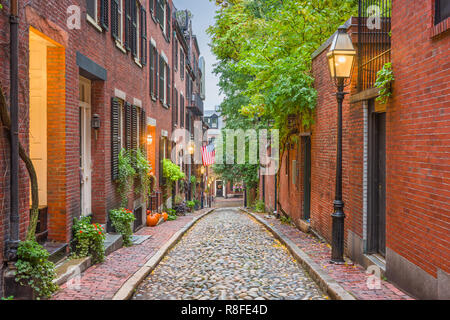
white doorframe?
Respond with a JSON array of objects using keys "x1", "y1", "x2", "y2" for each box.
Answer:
[{"x1": 79, "y1": 77, "x2": 92, "y2": 217}]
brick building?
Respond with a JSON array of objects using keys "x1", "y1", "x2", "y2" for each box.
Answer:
[
  {"x1": 260, "y1": 0, "x2": 449, "y2": 299},
  {"x1": 0, "y1": 0, "x2": 204, "y2": 296}
]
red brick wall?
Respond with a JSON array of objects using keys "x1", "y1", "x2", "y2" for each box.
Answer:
[
  {"x1": 388, "y1": 0, "x2": 450, "y2": 277},
  {"x1": 0, "y1": 0, "x2": 169, "y2": 250},
  {"x1": 308, "y1": 24, "x2": 362, "y2": 249}
]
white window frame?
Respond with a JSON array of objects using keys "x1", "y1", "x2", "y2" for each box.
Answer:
[
  {"x1": 135, "y1": 1, "x2": 141, "y2": 63},
  {"x1": 118, "y1": 0, "x2": 124, "y2": 44},
  {"x1": 162, "y1": 1, "x2": 167, "y2": 36},
  {"x1": 87, "y1": 0, "x2": 102, "y2": 31}
]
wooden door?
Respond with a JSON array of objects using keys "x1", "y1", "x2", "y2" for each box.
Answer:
[
  {"x1": 29, "y1": 32, "x2": 48, "y2": 206},
  {"x1": 368, "y1": 100, "x2": 386, "y2": 256}
]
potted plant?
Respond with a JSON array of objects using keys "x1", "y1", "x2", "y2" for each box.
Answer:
[
  {"x1": 14, "y1": 240, "x2": 59, "y2": 300},
  {"x1": 72, "y1": 216, "x2": 106, "y2": 264},
  {"x1": 109, "y1": 208, "x2": 136, "y2": 247}
]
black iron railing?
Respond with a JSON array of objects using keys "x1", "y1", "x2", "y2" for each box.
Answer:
[{"x1": 358, "y1": 0, "x2": 391, "y2": 92}]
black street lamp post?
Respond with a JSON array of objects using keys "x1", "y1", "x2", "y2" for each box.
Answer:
[{"x1": 327, "y1": 26, "x2": 356, "y2": 264}]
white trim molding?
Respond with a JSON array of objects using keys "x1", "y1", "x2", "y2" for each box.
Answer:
[{"x1": 115, "y1": 88, "x2": 126, "y2": 101}]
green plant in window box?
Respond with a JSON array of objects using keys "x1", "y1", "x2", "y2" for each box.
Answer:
[
  {"x1": 72, "y1": 216, "x2": 106, "y2": 264},
  {"x1": 109, "y1": 208, "x2": 136, "y2": 247},
  {"x1": 375, "y1": 62, "x2": 395, "y2": 105},
  {"x1": 15, "y1": 240, "x2": 59, "y2": 299}
]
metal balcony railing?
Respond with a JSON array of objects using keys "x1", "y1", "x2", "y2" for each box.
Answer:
[
  {"x1": 358, "y1": 0, "x2": 392, "y2": 92},
  {"x1": 187, "y1": 93, "x2": 204, "y2": 116}
]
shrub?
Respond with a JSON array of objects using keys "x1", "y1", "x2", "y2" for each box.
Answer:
[
  {"x1": 118, "y1": 149, "x2": 136, "y2": 207},
  {"x1": 174, "y1": 195, "x2": 183, "y2": 205},
  {"x1": 186, "y1": 200, "x2": 196, "y2": 212},
  {"x1": 15, "y1": 240, "x2": 58, "y2": 299},
  {"x1": 72, "y1": 216, "x2": 106, "y2": 264},
  {"x1": 110, "y1": 208, "x2": 136, "y2": 247},
  {"x1": 255, "y1": 200, "x2": 266, "y2": 213},
  {"x1": 166, "y1": 209, "x2": 178, "y2": 221},
  {"x1": 134, "y1": 148, "x2": 152, "y2": 197}
]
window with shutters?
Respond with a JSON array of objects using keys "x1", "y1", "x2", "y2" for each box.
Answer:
[
  {"x1": 150, "y1": 44, "x2": 158, "y2": 100},
  {"x1": 140, "y1": 7, "x2": 147, "y2": 66},
  {"x1": 118, "y1": 0, "x2": 124, "y2": 44},
  {"x1": 159, "y1": 55, "x2": 166, "y2": 104},
  {"x1": 134, "y1": 1, "x2": 141, "y2": 63}
]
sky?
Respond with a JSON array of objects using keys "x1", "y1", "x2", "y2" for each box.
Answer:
[{"x1": 173, "y1": 0, "x2": 223, "y2": 111}]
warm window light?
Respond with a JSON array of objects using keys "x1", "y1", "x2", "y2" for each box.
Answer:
[
  {"x1": 327, "y1": 26, "x2": 356, "y2": 86},
  {"x1": 201, "y1": 166, "x2": 205, "y2": 175}
]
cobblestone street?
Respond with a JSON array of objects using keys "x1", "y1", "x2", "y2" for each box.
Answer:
[{"x1": 132, "y1": 209, "x2": 326, "y2": 300}]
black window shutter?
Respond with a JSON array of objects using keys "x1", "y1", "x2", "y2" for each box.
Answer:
[
  {"x1": 124, "y1": 0, "x2": 131, "y2": 50},
  {"x1": 131, "y1": 0, "x2": 137, "y2": 58},
  {"x1": 111, "y1": 0, "x2": 119, "y2": 40},
  {"x1": 174, "y1": 88, "x2": 178, "y2": 126},
  {"x1": 156, "y1": 0, "x2": 163, "y2": 25},
  {"x1": 125, "y1": 102, "x2": 132, "y2": 150},
  {"x1": 159, "y1": 55, "x2": 165, "y2": 103},
  {"x1": 131, "y1": 105, "x2": 138, "y2": 151},
  {"x1": 140, "y1": 7, "x2": 147, "y2": 65},
  {"x1": 150, "y1": 44, "x2": 154, "y2": 97},
  {"x1": 150, "y1": 0, "x2": 154, "y2": 14},
  {"x1": 166, "y1": 4, "x2": 171, "y2": 40},
  {"x1": 159, "y1": 137, "x2": 164, "y2": 186},
  {"x1": 167, "y1": 65, "x2": 171, "y2": 107},
  {"x1": 100, "y1": 0, "x2": 109, "y2": 30},
  {"x1": 111, "y1": 97, "x2": 120, "y2": 181}
]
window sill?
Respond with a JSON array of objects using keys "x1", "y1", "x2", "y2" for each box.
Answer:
[
  {"x1": 134, "y1": 58, "x2": 143, "y2": 68},
  {"x1": 115, "y1": 41, "x2": 127, "y2": 54},
  {"x1": 87, "y1": 15, "x2": 103, "y2": 33},
  {"x1": 151, "y1": 95, "x2": 157, "y2": 102},
  {"x1": 163, "y1": 103, "x2": 169, "y2": 109},
  {"x1": 431, "y1": 17, "x2": 450, "y2": 38}
]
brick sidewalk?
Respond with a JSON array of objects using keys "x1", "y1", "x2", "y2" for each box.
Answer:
[
  {"x1": 251, "y1": 212, "x2": 414, "y2": 300},
  {"x1": 52, "y1": 210, "x2": 209, "y2": 300}
]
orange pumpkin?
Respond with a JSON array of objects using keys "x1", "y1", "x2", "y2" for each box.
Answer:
[
  {"x1": 162, "y1": 212, "x2": 168, "y2": 222},
  {"x1": 146, "y1": 214, "x2": 159, "y2": 227}
]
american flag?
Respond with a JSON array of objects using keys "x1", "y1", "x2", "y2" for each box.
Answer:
[{"x1": 202, "y1": 144, "x2": 216, "y2": 166}]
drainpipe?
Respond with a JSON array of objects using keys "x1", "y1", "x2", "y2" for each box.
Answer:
[
  {"x1": 274, "y1": 174, "x2": 278, "y2": 218},
  {"x1": 6, "y1": 0, "x2": 20, "y2": 262}
]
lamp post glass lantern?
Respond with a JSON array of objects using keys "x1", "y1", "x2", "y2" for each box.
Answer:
[{"x1": 327, "y1": 26, "x2": 356, "y2": 264}]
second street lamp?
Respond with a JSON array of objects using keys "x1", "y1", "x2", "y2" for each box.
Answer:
[{"x1": 327, "y1": 26, "x2": 356, "y2": 264}]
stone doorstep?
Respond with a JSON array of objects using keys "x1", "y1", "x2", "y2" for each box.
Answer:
[
  {"x1": 240, "y1": 208, "x2": 357, "y2": 301},
  {"x1": 53, "y1": 233, "x2": 124, "y2": 287}
]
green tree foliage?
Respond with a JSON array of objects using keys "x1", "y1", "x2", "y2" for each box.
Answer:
[{"x1": 209, "y1": 0, "x2": 357, "y2": 190}]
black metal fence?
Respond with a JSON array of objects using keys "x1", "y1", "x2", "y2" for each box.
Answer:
[{"x1": 358, "y1": 0, "x2": 392, "y2": 92}]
